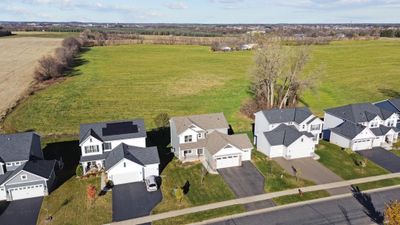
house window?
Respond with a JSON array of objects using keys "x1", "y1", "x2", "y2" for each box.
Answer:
[
  {"x1": 387, "y1": 120, "x2": 395, "y2": 127},
  {"x1": 21, "y1": 175, "x2": 27, "y2": 180},
  {"x1": 15, "y1": 162, "x2": 20, "y2": 165},
  {"x1": 184, "y1": 135, "x2": 192, "y2": 143},
  {"x1": 84, "y1": 145, "x2": 100, "y2": 154},
  {"x1": 198, "y1": 148, "x2": 203, "y2": 155},
  {"x1": 197, "y1": 133, "x2": 202, "y2": 139},
  {"x1": 310, "y1": 124, "x2": 321, "y2": 131},
  {"x1": 184, "y1": 150, "x2": 192, "y2": 155},
  {"x1": 6, "y1": 163, "x2": 11, "y2": 166},
  {"x1": 301, "y1": 138, "x2": 304, "y2": 142},
  {"x1": 123, "y1": 162, "x2": 126, "y2": 168},
  {"x1": 103, "y1": 142, "x2": 112, "y2": 150},
  {"x1": 302, "y1": 125, "x2": 305, "y2": 129},
  {"x1": 370, "y1": 122, "x2": 378, "y2": 128}
]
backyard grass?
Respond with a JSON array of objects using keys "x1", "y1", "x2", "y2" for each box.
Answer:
[
  {"x1": 316, "y1": 141, "x2": 388, "y2": 180},
  {"x1": 153, "y1": 158, "x2": 239, "y2": 214},
  {"x1": 3, "y1": 40, "x2": 400, "y2": 135},
  {"x1": 37, "y1": 176, "x2": 112, "y2": 225}
]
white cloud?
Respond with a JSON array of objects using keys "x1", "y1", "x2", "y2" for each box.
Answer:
[{"x1": 165, "y1": 2, "x2": 188, "y2": 9}]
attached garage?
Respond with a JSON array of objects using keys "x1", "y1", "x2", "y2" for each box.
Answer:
[
  {"x1": 215, "y1": 155, "x2": 241, "y2": 169},
  {"x1": 8, "y1": 184, "x2": 45, "y2": 201},
  {"x1": 109, "y1": 170, "x2": 143, "y2": 185},
  {"x1": 352, "y1": 139, "x2": 373, "y2": 151}
]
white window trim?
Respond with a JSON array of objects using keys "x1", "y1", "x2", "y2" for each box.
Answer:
[{"x1": 21, "y1": 175, "x2": 27, "y2": 180}]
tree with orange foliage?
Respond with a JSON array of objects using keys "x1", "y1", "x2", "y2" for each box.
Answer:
[
  {"x1": 87, "y1": 184, "x2": 97, "y2": 204},
  {"x1": 385, "y1": 200, "x2": 400, "y2": 225}
]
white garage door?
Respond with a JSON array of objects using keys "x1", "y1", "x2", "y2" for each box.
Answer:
[
  {"x1": 352, "y1": 139, "x2": 373, "y2": 151},
  {"x1": 111, "y1": 170, "x2": 143, "y2": 185},
  {"x1": 216, "y1": 155, "x2": 240, "y2": 169},
  {"x1": 9, "y1": 184, "x2": 44, "y2": 201}
]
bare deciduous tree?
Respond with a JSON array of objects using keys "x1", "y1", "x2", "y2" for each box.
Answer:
[{"x1": 34, "y1": 56, "x2": 63, "y2": 81}]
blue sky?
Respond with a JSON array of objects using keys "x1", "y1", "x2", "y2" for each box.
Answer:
[{"x1": 1, "y1": 0, "x2": 399, "y2": 23}]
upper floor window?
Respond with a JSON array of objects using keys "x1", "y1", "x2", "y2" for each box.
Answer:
[
  {"x1": 103, "y1": 142, "x2": 112, "y2": 150},
  {"x1": 6, "y1": 163, "x2": 11, "y2": 166},
  {"x1": 310, "y1": 124, "x2": 321, "y2": 131},
  {"x1": 302, "y1": 125, "x2": 305, "y2": 129},
  {"x1": 84, "y1": 145, "x2": 100, "y2": 154},
  {"x1": 197, "y1": 133, "x2": 202, "y2": 139},
  {"x1": 370, "y1": 122, "x2": 378, "y2": 128},
  {"x1": 15, "y1": 161, "x2": 21, "y2": 166},
  {"x1": 21, "y1": 175, "x2": 27, "y2": 180},
  {"x1": 387, "y1": 120, "x2": 395, "y2": 127},
  {"x1": 184, "y1": 135, "x2": 192, "y2": 143}
]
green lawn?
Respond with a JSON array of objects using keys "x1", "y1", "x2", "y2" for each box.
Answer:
[
  {"x1": 316, "y1": 141, "x2": 388, "y2": 180},
  {"x1": 153, "y1": 159, "x2": 239, "y2": 213},
  {"x1": 37, "y1": 176, "x2": 112, "y2": 225},
  {"x1": 4, "y1": 40, "x2": 400, "y2": 135}
]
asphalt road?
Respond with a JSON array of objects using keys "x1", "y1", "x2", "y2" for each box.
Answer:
[
  {"x1": 208, "y1": 187, "x2": 400, "y2": 225},
  {"x1": 218, "y1": 161, "x2": 275, "y2": 210},
  {"x1": 274, "y1": 157, "x2": 349, "y2": 195},
  {"x1": 112, "y1": 182, "x2": 162, "y2": 222},
  {"x1": 0, "y1": 197, "x2": 43, "y2": 225},
  {"x1": 358, "y1": 147, "x2": 400, "y2": 173}
]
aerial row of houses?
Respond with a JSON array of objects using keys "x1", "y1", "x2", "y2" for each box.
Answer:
[{"x1": 0, "y1": 98, "x2": 399, "y2": 201}]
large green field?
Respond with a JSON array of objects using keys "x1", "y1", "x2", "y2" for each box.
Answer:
[{"x1": 3, "y1": 40, "x2": 400, "y2": 135}]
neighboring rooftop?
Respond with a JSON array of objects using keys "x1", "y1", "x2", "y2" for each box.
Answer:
[
  {"x1": 259, "y1": 107, "x2": 313, "y2": 124},
  {"x1": 105, "y1": 143, "x2": 159, "y2": 170},
  {"x1": 325, "y1": 103, "x2": 395, "y2": 124},
  {"x1": 205, "y1": 132, "x2": 253, "y2": 155},
  {"x1": 0, "y1": 132, "x2": 40, "y2": 162},
  {"x1": 79, "y1": 119, "x2": 146, "y2": 143},
  {"x1": 330, "y1": 121, "x2": 367, "y2": 139},
  {"x1": 375, "y1": 98, "x2": 400, "y2": 114},
  {"x1": 263, "y1": 124, "x2": 314, "y2": 147},
  {"x1": 0, "y1": 160, "x2": 56, "y2": 185},
  {"x1": 171, "y1": 112, "x2": 229, "y2": 134}
]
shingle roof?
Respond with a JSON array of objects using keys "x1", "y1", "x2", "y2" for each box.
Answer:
[
  {"x1": 23, "y1": 160, "x2": 56, "y2": 178},
  {"x1": 330, "y1": 121, "x2": 368, "y2": 139},
  {"x1": 79, "y1": 119, "x2": 147, "y2": 144},
  {"x1": 370, "y1": 125, "x2": 398, "y2": 136},
  {"x1": 105, "y1": 143, "x2": 159, "y2": 170},
  {"x1": 375, "y1": 99, "x2": 400, "y2": 114},
  {"x1": 263, "y1": 124, "x2": 314, "y2": 147},
  {"x1": 259, "y1": 107, "x2": 313, "y2": 124},
  {"x1": 80, "y1": 152, "x2": 110, "y2": 163},
  {"x1": 205, "y1": 132, "x2": 253, "y2": 155},
  {"x1": 0, "y1": 160, "x2": 56, "y2": 185},
  {"x1": 325, "y1": 103, "x2": 395, "y2": 123},
  {"x1": 171, "y1": 113, "x2": 229, "y2": 135},
  {"x1": 0, "y1": 132, "x2": 40, "y2": 162}
]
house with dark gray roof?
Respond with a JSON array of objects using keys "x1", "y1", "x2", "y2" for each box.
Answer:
[
  {"x1": 374, "y1": 98, "x2": 400, "y2": 128},
  {"x1": 78, "y1": 119, "x2": 160, "y2": 185},
  {"x1": 0, "y1": 132, "x2": 56, "y2": 201},
  {"x1": 254, "y1": 107, "x2": 323, "y2": 159},
  {"x1": 324, "y1": 102, "x2": 399, "y2": 151},
  {"x1": 170, "y1": 113, "x2": 253, "y2": 172}
]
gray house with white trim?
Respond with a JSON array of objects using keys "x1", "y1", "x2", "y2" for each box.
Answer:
[{"x1": 0, "y1": 132, "x2": 56, "y2": 201}]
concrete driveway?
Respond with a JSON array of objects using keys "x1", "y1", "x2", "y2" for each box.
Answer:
[
  {"x1": 0, "y1": 197, "x2": 43, "y2": 225},
  {"x1": 112, "y1": 182, "x2": 162, "y2": 222},
  {"x1": 218, "y1": 161, "x2": 275, "y2": 210},
  {"x1": 274, "y1": 157, "x2": 349, "y2": 195},
  {"x1": 358, "y1": 147, "x2": 400, "y2": 173}
]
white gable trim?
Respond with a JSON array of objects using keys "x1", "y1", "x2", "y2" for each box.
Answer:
[
  {"x1": 106, "y1": 158, "x2": 143, "y2": 173},
  {"x1": 286, "y1": 135, "x2": 313, "y2": 148},
  {"x1": 2, "y1": 170, "x2": 48, "y2": 186},
  {"x1": 213, "y1": 144, "x2": 243, "y2": 157},
  {"x1": 80, "y1": 135, "x2": 102, "y2": 147}
]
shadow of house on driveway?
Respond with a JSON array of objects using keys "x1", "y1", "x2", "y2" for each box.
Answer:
[{"x1": 42, "y1": 139, "x2": 81, "y2": 192}]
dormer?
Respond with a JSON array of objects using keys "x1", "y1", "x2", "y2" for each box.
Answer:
[{"x1": 80, "y1": 134, "x2": 103, "y2": 156}]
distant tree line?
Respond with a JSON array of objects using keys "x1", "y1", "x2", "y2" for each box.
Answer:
[
  {"x1": 380, "y1": 29, "x2": 400, "y2": 38},
  {"x1": 34, "y1": 37, "x2": 83, "y2": 81}
]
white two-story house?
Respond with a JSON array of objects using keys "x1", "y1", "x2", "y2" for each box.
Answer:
[
  {"x1": 254, "y1": 107, "x2": 323, "y2": 159},
  {"x1": 324, "y1": 103, "x2": 399, "y2": 151},
  {"x1": 79, "y1": 119, "x2": 160, "y2": 185},
  {"x1": 375, "y1": 98, "x2": 400, "y2": 129},
  {"x1": 170, "y1": 113, "x2": 253, "y2": 171}
]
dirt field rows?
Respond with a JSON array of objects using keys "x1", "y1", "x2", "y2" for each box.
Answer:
[{"x1": 0, "y1": 37, "x2": 62, "y2": 119}]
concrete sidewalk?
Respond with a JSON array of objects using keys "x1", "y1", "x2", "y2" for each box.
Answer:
[{"x1": 107, "y1": 172, "x2": 400, "y2": 225}]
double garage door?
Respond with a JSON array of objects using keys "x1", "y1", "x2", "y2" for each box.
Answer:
[
  {"x1": 110, "y1": 170, "x2": 143, "y2": 185},
  {"x1": 352, "y1": 139, "x2": 373, "y2": 151},
  {"x1": 9, "y1": 184, "x2": 45, "y2": 201},
  {"x1": 215, "y1": 155, "x2": 241, "y2": 169}
]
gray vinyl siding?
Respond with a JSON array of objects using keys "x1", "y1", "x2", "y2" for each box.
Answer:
[
  {"x1": 6, "y1": 171, "x2": 45, "y2": 185},
  {"x1": 5, "y1": 180, "x2": 47, "y2": 190},
  {"x1": 5, "y1": 161, "x2": 28, "y2": 171}
]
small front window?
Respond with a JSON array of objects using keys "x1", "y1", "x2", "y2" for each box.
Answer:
[
  {"x1": 15, "y1": 162, "x2": 20, "y2": 165},
  {"x1": 21, "y1": 175, "x2": 27, "y2": 180},
  {"x1": 197, "y1": 148, "x2": 203, "y2": 155},
  {"x1": 6, "y1": 163, "x2": 11, "y2": 166},
  {"x1": 103, "y1": 142, "x2": 112, "y2": 150},
  {"x1": 184, "y1": 135, "x2": 192, "y2": 143},
  {"x1": 123, "y1": 162, "x2": 126, "y2": 167}
]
